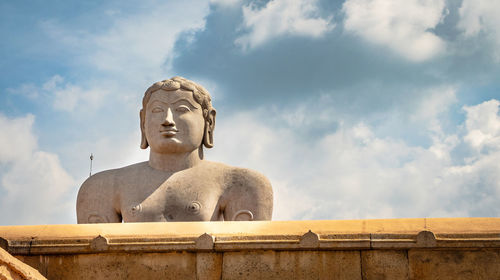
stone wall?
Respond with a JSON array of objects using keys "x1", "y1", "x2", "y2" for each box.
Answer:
[{"x1": 0, "y1": 218, "x2": 499, "y2": 279}]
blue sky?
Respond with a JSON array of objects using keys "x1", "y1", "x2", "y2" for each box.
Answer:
[{"x1": 1, "y1": 0, "x2": 499, "y2": 225}]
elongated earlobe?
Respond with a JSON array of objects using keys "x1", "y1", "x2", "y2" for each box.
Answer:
[
  {"x1": 203, "y1": 123, "x2": 214, "y2": 148},
  {"x1": 203, "y1": 109, "x2": 216, "y2": 148},
  {"x1": 140, "y1": 109, "x2": 149, "y2": 149}
]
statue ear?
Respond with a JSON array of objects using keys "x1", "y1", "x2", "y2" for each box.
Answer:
[
  {"x1": 203, "y1": 109, "x2": 216, "y2": 148},
  {"x1": 140, "y1": 109, "x2": 149, "y2": 149}
]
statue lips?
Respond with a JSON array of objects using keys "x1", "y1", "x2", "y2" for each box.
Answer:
[{"x1": 159, "y1": 128, "x2": 178, "y2": 137}]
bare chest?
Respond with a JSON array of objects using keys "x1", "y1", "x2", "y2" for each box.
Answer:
[{"x1": 119, "y1": 173, "x2": 224, "y2": 222}]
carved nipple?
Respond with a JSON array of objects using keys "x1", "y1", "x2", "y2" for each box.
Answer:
[{"x1": 186, "y1": 201, "x2": 201, "y2": 214}]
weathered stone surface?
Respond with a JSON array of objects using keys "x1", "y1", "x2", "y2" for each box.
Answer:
[
  {"x1": 0, "y1": 247, "x2": 46, "y2": 280},
  {"x1": 196, "y1": 253, "x2": 222, "y2": 280},
  {"x1": 77, "y1": 76, "x2": 273, "y2": 223},
  {"x1": 415, "y1": 230, "x2": 437, "y2": 247},
  {"x1": 222, "y1": 251, "x2": 361, "y2": 280},
  {"x1": 299, "y1": 230, "x2": 320, "y2": 248},
  {"x1": 0, "y1": 265, "x2": 23, "y2": 280},
  {"x1": 409, "y1": 249, "x2": 500, "y2": 280},
  {"x1": 90, "y1": 235, "x2": 109, "y2": 251},
  {"x1": 195, "y1": 233, "x2": 215, "y2": 250},
  {"x1": 19, "y1": 253, "x2": 196, "y2": 280},
  {"x1": 361, "y1": 250, "x2": 409, "y2": 279},
  {"x1": 1, "y1": 218, "x2": 500, "y2": 279}
]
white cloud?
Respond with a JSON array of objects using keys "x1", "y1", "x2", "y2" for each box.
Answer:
[
  {"x1": 235, "y1": 0, "x2": 334, "y2": 50},
  {"x1": 410, "y1": 86, "x2": 457, "y2": 136},
  {"x1": 25, "y1": 1, "x2": 211, "y2": 114},
  {"x1": 463, "y1": 99, "x2": 500, "y2": 151},
  {"x1": 411, "y1": 87, "x2": 457, "y2": 122},
  {"x1": 208, "y1": 97, "x2": 500, "y2": 220},
  {"x1": 9, "y1": 75, "x2": 109, "y2": 112},
  {"x1": 458, "y1": 0, "x2": 500, "y2": 37},
  {"x1": 342, "y1": 0, "x2": 447, "y2": 62},
  {"x1": 0, "y1": 114, "x2": 37, "y2": 162},
  {"x1": 10, "y1": 1, "x2": 211, "y2": 112},
  {"x1": 6, "y1": 83, "x2": 39, "y2": 99},
  {"x1": 44, "y1": 75, "x2": 108, "y2": 112},
  {"x1": 0, "y1": 114, "x2": 76, "y2": 225},
  {"x1": 458, "y1": 0, "x2": 500, "y2": 61},
  {"x1": 41, "y1": 1, "x2": 209, "y2": 84}
]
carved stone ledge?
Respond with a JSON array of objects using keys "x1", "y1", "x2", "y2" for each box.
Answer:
[
  {"x1": 1, "y1": 218, "x2": 499, "y2": 280},
  {"x1": 0, "y1": 218, "x2": 499, "y2": 255}
]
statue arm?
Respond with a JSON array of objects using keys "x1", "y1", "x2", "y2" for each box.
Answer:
[
  {"x1": 76, "y1": 171, "x2": 122, "y2": 223},
  {"x1": 222, "y1": 169, "x2": 273, "y2": 221}
]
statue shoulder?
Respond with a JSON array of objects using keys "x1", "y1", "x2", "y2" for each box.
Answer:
[
  {"x1": 226, "y1": 167, "x2": 273, "y2": 197},
  {"x1": 232, "y1": 166, "x2": 271, "y2": 183},
  {"x1": 79, "y1": 170, "x2": 116, "y2": 193},
  {"x1": 198, "y1": 161, "x2": 271, "y2": 188},
  {"x1": 231, "y1": 167, "x2": 271, "y2": 186},
  {"x1": 80, "y1": 161, "x2": 149, "y2": 190},
  {"x1": 76, "y1": 162, "x2": 148, "y2": 223},
  {"x1": 199, "y1": 161, "x2": 265, "y2": 178},
  {"x1": 77, "y1": 169, "x2": 119, "y2": 214}
]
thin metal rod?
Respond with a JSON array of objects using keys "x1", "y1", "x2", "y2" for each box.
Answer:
[{"x1": 89, "y1": 153, "x2": 94, "y2": 177}]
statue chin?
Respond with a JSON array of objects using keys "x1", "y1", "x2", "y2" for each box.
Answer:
[{"x1": 149, "y1": 141, "x2": 198, "y2": 155}]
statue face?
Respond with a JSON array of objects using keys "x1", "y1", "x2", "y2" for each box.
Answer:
[{"x1": 144, "y1": 89, "x2": 205, "y2": 154}]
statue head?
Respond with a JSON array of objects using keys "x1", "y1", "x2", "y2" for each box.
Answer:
[{"x1": 140, "y1": 76, "x2": 216, "y2": 153}]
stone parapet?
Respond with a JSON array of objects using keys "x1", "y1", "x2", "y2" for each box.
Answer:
[{"x1": 0, "y1": 218, "x2": 499, "y2": 279}]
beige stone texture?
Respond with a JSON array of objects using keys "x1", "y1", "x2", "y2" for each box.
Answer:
[
  {"x1": 409, "y1": 249, "x2": 500, "y2": 280},
  {"x1": 77, "y1": 76, "x2": 273, "y2": 224},
  {"x1": 0, "y1": 247, "x2": 46, "y2": 280},
  {"x1": 18, "y1": 253, "x2": 196, "y2": 280},
  {"x1": 222, "y1": 250, "x2": 361, "y2": 280},
  {"x1": 1, "y1": 218, "x2": 500, "y2": 279},
  {"x1": 196, "y1": 253, "x2": 223, "y2": 280},
  {"x1": 361, "y1": 250, "x2": 409, "y2": 279}
]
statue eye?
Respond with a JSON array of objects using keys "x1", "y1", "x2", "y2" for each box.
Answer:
[
  {"x1": 152, "y1": 107, "x2": 164, "y2": 113},
  {"x1": 176, "y1": 105, "x2": 191, "y2": 113}
]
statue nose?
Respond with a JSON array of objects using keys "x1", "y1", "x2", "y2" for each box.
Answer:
[{"x1": 163, "y1": 108, "x2": 175, "y2": 125}]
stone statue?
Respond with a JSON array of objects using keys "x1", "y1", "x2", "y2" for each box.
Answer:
[{"x1": 76, "y1": 77, "x2": 273, "y2": 223}]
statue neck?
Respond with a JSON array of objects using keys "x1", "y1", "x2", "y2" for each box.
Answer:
[{"x1": 148, "y1": 147, "x2": 203, "y2": 172}]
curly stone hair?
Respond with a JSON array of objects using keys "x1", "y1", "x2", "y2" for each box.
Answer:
[{"x1": 140, "y1": 76, "x2": 216, "y2": 149}]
